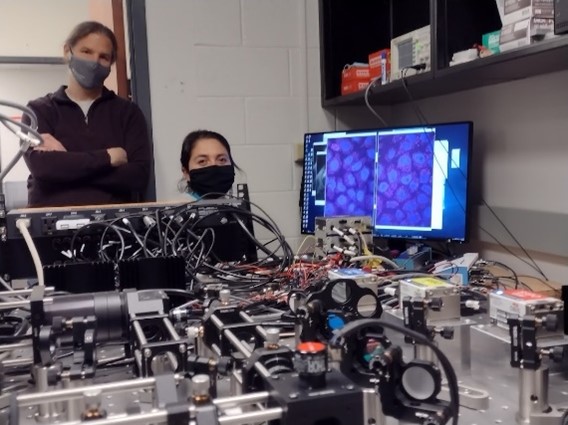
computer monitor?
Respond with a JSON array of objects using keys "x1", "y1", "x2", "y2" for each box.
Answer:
[{"x1": 301, "y1": 121, "x2": 473, "y2": 243}]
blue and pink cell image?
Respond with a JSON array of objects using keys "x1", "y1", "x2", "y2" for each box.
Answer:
[
  {"x1": 376, "y1": 132, "x2": 434, "y2": 227},
  {"x1": 324, "y1": 136, "x2": 375, "y2": 217}
]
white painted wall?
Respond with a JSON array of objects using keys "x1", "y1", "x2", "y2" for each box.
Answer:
[
  {"x1": 390, "y1": 70, "x2": 568, "y2": 214},
  {"x1": 147, "y1": 0, "x2": 312, "y2": 249},
  {"x1": 389, "y1": 70, "x2": 568, "y2": 282},
  {"x1": 0, "y1": 0, "x2": 89, "y2": 57}
]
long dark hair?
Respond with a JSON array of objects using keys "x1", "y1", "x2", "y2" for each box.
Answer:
[
  {"x1": 180, "y1": 130, "x2": 241, "y2": 173},
  {"x1": 65, "y1": 21, "x2": 118, "y2": 63}
]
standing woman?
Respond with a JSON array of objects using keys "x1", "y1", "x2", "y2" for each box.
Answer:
[
  {"x1": 180, "y1": 130, "x2": 240, "y2": 200},
  {"x1": 24, "y1": 21, "x2": 153, "y2": 207}
]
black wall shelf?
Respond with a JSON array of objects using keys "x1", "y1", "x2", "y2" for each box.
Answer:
[{"x1": 320, "y1": 0, "x2": 568, "y2": 107}]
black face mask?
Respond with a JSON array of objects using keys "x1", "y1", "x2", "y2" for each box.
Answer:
[{"x1": 188, "y1": 165, "x2": 235, "y2": 197}]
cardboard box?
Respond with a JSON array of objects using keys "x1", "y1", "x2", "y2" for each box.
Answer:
[
  {"x1": 502, "y1": 0, "x2": 554, "y2": 24},
  {"x1": 482, "y1": 30, "x2": 501, "y2": 54},
  {"x1": 499, "y1": 17, "x2": 554, "y2": 51},
  {"x1": 341, "y1": 80, "x2": 369, "y2": 96},
  {"x1": 341, "y1": 64, "x2": 370, "y2": 82},
  {"x1": 340, "y1": 63, "x2": 370, "y2": 96},
  {"x1": 368, "y1": 49, "x2": 390, "y2": 81}
]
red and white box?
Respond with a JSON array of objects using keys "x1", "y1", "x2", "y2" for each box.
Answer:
[
  {"x1": 368, "y1": 48, "x2": 390, "y2": 81},
  {"x1": 340, "y1": 63, "x2": 370, "y2": 95}
]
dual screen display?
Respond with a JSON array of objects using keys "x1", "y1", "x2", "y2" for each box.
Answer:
[{"x1": 301, "y1": 121, "x2": 473, "y2": 242}]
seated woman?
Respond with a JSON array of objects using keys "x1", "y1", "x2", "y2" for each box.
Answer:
[{"x1": 179, "y1": 130, "x2": 241, "y2": 200}]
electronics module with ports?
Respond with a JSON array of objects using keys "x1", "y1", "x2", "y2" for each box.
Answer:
[
  {"x1": 398, "y1": 276, "x2": 461, "y2": 322},
  {"x1": 390, "y1": 25, "x2": 431, "y2": 81},
  {"x1": 489, "y1": 289, "x2": 564, "y2": 338},
  {"x1": 315, "y1": 216, "x2": 372, "y2": 259}
]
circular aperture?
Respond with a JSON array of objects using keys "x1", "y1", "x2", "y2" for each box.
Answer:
[
  {"x1": 357, "y1": 294, "x2": 378, "y2": 317},
  {"x1": 401, "y1": 364, "x2": 437, "y2": 401},
  {"x1": 331, "y1": 281, "x2": 351, "y2": 304}
]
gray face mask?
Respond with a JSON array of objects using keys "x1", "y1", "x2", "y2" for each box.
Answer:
[{"x1": 69, "y1": 53, "x2": 111, "y2": 90}]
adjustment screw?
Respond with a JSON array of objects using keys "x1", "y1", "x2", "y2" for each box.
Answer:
[{"x1": 219, "y1": 289, "x2": 231, "y2": 304}]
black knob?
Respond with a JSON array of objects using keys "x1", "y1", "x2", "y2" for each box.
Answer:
[
  {"x1": 551, "y1": 346, "x2": 566, "y2": 363},
  {"x1": 429, "y1": 298, "x2": 443, "y2": 311},
  {"x1": 216, "y1": 356, "x2": 233, "y2": 374},
  {"x1": 440, "y1": 327, "x2": 454, "y2": 340},
  {"x1": 51, "y1": 316, "x2": 64, "y2": 332},
  {"x1": 544, "y1": 314, "x2": 559, "y2": 332}
]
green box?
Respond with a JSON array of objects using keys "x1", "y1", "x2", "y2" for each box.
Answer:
[{"x1": 483, "y1": 30, "x2": 501, "y2": 54}]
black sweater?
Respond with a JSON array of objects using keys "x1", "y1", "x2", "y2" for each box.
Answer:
[{"x1": 23, "y1": 86, "x2": 152, "y2": 207}]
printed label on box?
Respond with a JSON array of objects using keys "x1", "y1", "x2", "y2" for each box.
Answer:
[
  {"x1": 341, "y1": 81, "x2": 369, "y2": 95},
  {"x1": 341, "y1": 66, "x2": 370, "y2": 82},
  {"x1": 500, "y1": 18, "x2": 529, "y2": 43},
  {"x1": 505, "y1": 0, "x2": 531, "y2": 14},
  {"x1": 410, "y1": 277, "x2": 449, "y2": 287}
]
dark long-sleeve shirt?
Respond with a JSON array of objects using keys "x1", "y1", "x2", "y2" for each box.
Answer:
[{"x1": 23, "y1": 86, "x2": 153, "y2": 207}]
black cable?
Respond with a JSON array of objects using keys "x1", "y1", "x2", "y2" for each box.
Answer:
[
  {"x1": 5, "y1": 315, "x2": 30, "y2": 337},
  {"x1": 401, "y1": 67, "x2": 429, "y2": 125},
  {"x1": 69, "y1": 221, "x2": 125, "y2": 262},
  {"x1": 481, "y1": 200, "x2": 548, "y2": 280},
  {"x1": 330, "y1": 318, "x2": 459, "y2": 425},
  {"x1": 209, "y1": 193, "x2": 290, "y2": 248},
  {"x1": 233, "y1": 213, "x2": 274, "y2": 258},
  {"x1": 364, "y1": 77, "x2": 389, "y2": 127},
  {"x1": 490, "y1": 260, "x2": 520, "y2": 289},
  {"x1": 180, "y1": 206, "x2": 292, "y2": 285},
  {"x1": 517, "y1": 274, "x2": 557, "y2": 292},
  {"x1": 479, "y1": 226, "x2": 547, "y2": 278},
  {"x1": 142, "y1": 225, "x2": 157, "y2": 257},
  {"x1": 231, "y1": 215, "x2": 289, "y2": 268},
  {"x1": 155, "y1": 209, "x2": 164, "y2": 251},
  {"x1": 123, "y1": 218, "x2": 154, "y2": 258},
  {"x1": 494, "y1": 276, "x2": 532, "y2": 291}
]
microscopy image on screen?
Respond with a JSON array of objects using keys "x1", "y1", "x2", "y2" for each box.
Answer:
[
  {"x1": 376, "y1": 131, "x2": 435, "y2": 228},
  {"x1": 323, "y1": 135, "x2": 375, "y2": 217}
]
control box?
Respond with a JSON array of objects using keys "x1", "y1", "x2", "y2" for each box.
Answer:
[
  {"x1": 390, "y1": 25, "x2": 431, "y2": 81},
  {"x1": 315, "y1": 216, "x2": 372, "y2": 259},
  {"x1": 399, "y1": 277, "x2": 461, "y2": 322},
  {"x1": 556, "y1": 0, "x2": 568, "y2": 34},
  {"x1": 489, "y1": 289, "x2": 564, "y2": 337}
]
